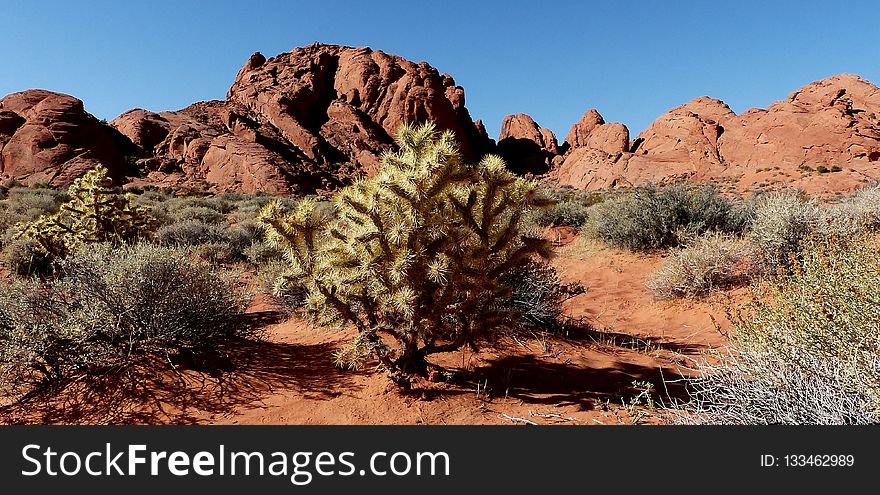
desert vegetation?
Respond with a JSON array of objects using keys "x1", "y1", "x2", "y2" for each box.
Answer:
[
  {"x1": 675, "y1": 237, "x2": 880, "y2": 424},
  {"x1": 258, "y1": 123, "x2": 561, "y2": 384},
  {"x1": 1, "y1": 127, "x2": 878, "y2": 425}
]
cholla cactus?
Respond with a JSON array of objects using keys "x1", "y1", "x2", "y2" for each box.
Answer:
[
  {"x1": 15, "y1": 165, "x2": 156, "y2": 264},
  {"x1": 260, "y1": 123, "x2": 554, "y2": 379}
]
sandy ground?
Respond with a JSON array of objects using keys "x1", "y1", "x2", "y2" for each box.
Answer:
[{"x1": 0, "y1": 233, "x2": 741, "y2": 425}]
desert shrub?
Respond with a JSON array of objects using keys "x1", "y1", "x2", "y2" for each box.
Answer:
[
  {"x1": 157, "y1": 220, "x2": 231, "y2": 247},
  {"x1": 675, "y1": 238, "x2": 880, "y2": 424},
  {"x1": 254, "y1": 260, "x2": 309, "y2": 312},
  {"x1": 497, "y1": 261, "x2": 585, "y2": 331},
  {"x1": 0, "y1": 244, "x2": 248, "y2": 391},
  {"x1": 157, "y1": 220, "x2": 254, "y2": 262},
  {"x1": 725, "y1": 195, "x2": 757, "y2": 234},
  {"x1": 532, "y1": 187, "x2": 604, "y2": 228},
  {"x1": 231, "y1": 221, "x2": 265, "y2": 245},
  {"x1": 824, "y1": 186, "x2": 880, "y2": 236},
  {"x1": 244, "y1": 241, "x2": 285, "y2": 265},
  {"x1": 172, "y1": 205, "x2": 225, "y2": 224},
  {"x1": 0, "y1": 187, "x2": 68, "y2": 241},
  {"x1": 586, "y1": 185, "x2": 743, "y2": 251},
  {"x1": 0, "y1": 280, "x2": 90, "y2": 388},
  {"x1": 63, "y1": 244, "x2": 249, "y2": 346},
  {"x1": 3, "y1": 187, "x2": 67, "y2": 215},
  {"x1": 192, "y1": 242, "x2": 238, "y2": 264},
  {"x1": 647, "y1": 233, "x2": 754, "y2": 299},
  {"x1": 259, "y1": 123, "x2": 554, "y2": 380},
  {"x1": 2, "y1": 237, "x2": 54, "y2": 278},
  {"x1": 748, "y1": 192, "x2": 821, "y2": 272},
  {"x1": 12, "y1": 166, "x2": 156, "y2": 267}
]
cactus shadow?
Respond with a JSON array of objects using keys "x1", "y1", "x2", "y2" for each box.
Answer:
[{"x1": 459, "y1": 353, "x2": 690, "y2": 411}]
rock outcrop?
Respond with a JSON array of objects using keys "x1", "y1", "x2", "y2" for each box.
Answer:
[
  {"x1": 495, "y1": 113, "x2": 559, "y2": 174},
  {"x1": 554, "y1": 74, "x2": 880, "y2": 194},
  {"x1": 4, "y1": 47, "x2": 880, "y2": 198},
  {"x1": 112, "y1": 44, "x2": 492, "y2": 194},
  {"x1": 0, "y1": 90, "x2": 126, "y2": 185}
]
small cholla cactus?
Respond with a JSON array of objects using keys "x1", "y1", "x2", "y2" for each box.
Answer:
[
  {"x1": 14, "y1": 165, "x2": 156, "y2": 265},
  {"x1": 259, "y1": 123, "x2": 555, "y2": 382}
]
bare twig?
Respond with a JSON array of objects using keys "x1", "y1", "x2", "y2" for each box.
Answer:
[
  {"x1": 528, "y1": 410, "x2": 578, "y2": 422},
  {"x1": 500, "y1": 413, "x2": 538, "y2": 425}
]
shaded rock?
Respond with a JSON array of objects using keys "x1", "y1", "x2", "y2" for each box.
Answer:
[{"x1": 495, "y1": 113, "x2": 559, "y2": 174}]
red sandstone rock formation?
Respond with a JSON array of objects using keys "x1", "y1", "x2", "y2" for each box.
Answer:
[
  {"x1": 554, "y1": 74, "x2": 880, "y2": 194},
  {"x1": 113, "y1": 44, "x2": 492, "y2": 194},
  {"x1": 0, "y1": 90, "x2": 126, "y2": 185},
  {"x1": 495, "y1": 113, "x2": 559, "y2": 173}
]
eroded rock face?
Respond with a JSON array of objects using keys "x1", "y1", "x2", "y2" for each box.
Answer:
[
  {"x1": 717, "y1": 74, "x2": 880, "y2": 168},
  {"x1": 564, "y1": 109, "x2": 606, "y2": 150},
  {"x1": 113, "y1": 44, "x2": 492, "y2": 194},
  {"x1": 0, "y1": 90, "x2": 126, "y2": 185},
  {"x1": 495, "y1": 113, "x2": 559, "y2": 174},
  {"x1": 554, "y1": 75, "x2": 880, "y2": 194}
]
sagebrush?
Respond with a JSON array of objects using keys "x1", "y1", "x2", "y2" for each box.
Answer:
[
  {"x1": 0, "y1": 244, "x2": 248, "y2": 395},
  {"x1": 647, "y1": 233, "x2": 754, "y2": 299},
  {"x1": 586, "y1": 185, "x2": 749, "y2": 251}
]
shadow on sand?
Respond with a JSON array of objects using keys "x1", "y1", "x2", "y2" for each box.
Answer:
[{"x1": 0, "y1": 311, "x2": 362, "y2": 424}]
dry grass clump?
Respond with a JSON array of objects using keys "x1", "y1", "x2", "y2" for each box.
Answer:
[
  {"x1": 647, "y1": 234, "x2": 755, "y2": 299},
  {"x1": 823, "y1": 185, "x2": 880, "y2": 236},
  {"x1": 748, "y1": 192, "x2": 821, "y2": 272}
]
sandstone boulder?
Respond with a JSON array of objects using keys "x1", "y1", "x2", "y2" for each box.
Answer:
[
  {"x1": 0, "y1": 90, "x2": 126, "y2": 185},
  {"x1": 554, "y1": 75, "x2": 880, "y2": 195},
  {"x1": 495, "y1": 113, "x2": 559, "y2": 174}
]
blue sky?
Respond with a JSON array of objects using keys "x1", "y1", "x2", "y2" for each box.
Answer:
[{"x1": 2, "y1": 1, "x2": 879, "y2": 139}]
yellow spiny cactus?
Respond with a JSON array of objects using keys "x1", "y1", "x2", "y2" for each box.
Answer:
[
  {"x1": 259, "y1": 123, "x2": 554, "y2": 380},
  {"x1": 14, "y1": 165, "x2": 156, "y2": 264}
]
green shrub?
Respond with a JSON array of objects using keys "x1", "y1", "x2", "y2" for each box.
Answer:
[
  {"x1": 675, "y1": 238, "x2": 880, "y2": 424},
  {"x1": 532, "y1": 187, "x2": 604, "y2": 228},
  {"x1": 586, "y1": 185, "x2": 744, "y2": 251},
  {"x1": 647, "y1": 233, "x2": 754, "y2": 299},
  {"x1": 816, "y1": 165, "x2": 829, "y2": 174},
  {"x1": 259, "y1": 123, "x2": 554, "y2": 381},
  {"x1": 0, "y1": 244, "x2": 249, "y2": 392},
  {"x1": 748, "y1": 192, "x2": 821, "y2": 272}
]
